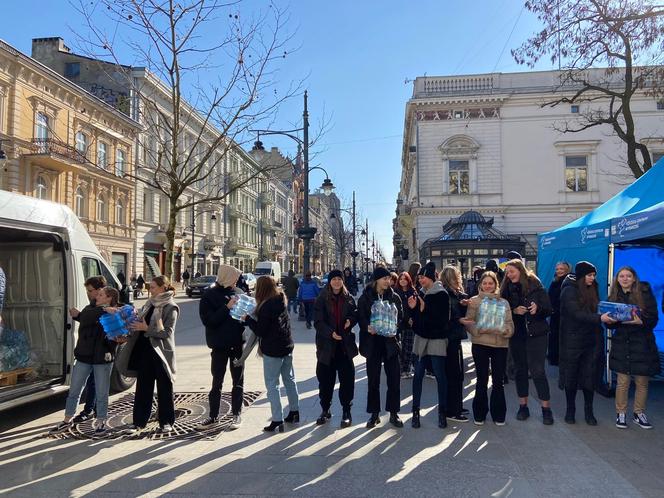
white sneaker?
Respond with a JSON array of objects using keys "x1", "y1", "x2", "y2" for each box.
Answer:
[
  {"x1": 473, "y1": 419, "x2": 485, "y2": 426},
  {"x1": 633, "y1": 412, "x2": 653, "y2": 430},
  {"x1": 231, "y1": 414, "x2": 242, "y2": 429},
  {"x1": 616, "y1": 412, "x2": 628, "y2": 429},
  {"x1": 158, "y1": 424, "x2": 173, "y2": 433}
]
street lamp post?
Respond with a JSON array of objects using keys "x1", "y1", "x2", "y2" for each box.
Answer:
[
  {"x1": 330, "y1": 190, "x2": 359, "y2": 282},
  {"x1": 250, "y1": 91, "x2": 334, "y2": 276}
]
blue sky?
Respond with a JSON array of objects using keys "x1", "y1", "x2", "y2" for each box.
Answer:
[{"x1": 2, "y1": 0, "x2": 551, "y2": 263}]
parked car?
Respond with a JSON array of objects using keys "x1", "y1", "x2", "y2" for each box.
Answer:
[
  {"x1": 186, "y1": 275, "x2": 217, "y2": 297},
  {"x1": 242, "y1": 273, "x2": 257, "y2": 292}
]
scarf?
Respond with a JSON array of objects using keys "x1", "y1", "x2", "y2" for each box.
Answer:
[{"x1": 141, "y1": 290, "x2": 176, "y2": 329}]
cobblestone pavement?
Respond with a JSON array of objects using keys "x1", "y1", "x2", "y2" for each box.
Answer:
[{"x1": 1, "y1": 295, "x2": 663, "y2": 497}]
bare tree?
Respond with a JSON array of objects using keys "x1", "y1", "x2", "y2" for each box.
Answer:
[
  {"x1": 512, "y1": 0, "x2": 664, "y2": 178},
  {"x1": 75, "y1": 0, "x2": 302, "y2": 276}
]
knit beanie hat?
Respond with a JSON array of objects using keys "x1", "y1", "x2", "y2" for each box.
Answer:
[
  {"x1": 575, "y1": 261, "x2": 597, "y2": 280},
  {"x1": 418, "y1": 261, "x2": 436, "y2": 281},
  {"x1": 505, "y1": 250, "x2": 523, "y2": 260},
  {"x1": 372, "y1": 267, "x2": 391, "y2": 281},
  {"x1": 328, "y1": 269, "x2": 344, "y2": 281}
]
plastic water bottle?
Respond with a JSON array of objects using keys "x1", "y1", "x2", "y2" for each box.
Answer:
[
  {"x1": 388, "y1": 302, "x2": 398, "y2": 336},
  {"x1": 230, "y1": 294, "x2": 256, "y2": 321}
]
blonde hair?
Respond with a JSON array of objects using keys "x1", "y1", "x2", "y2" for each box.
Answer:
[
  {"x1": 500, "y1": 258, "x2": 540, "y2": 294},
  {"x1": 478, "y1": 271, "x2": 500, "y2": 295},
  {"x1": 609, "y1": 266, "x2": 645, "y2": 309},
  {"x1": 439, "y1": 265, "x2": 464, "y2": 293}
]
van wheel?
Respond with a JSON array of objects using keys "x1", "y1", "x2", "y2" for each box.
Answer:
[{"x1": 110, "y1": 343, "x2": 136, "y2": 393}]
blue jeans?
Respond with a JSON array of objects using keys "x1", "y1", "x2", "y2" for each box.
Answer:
[
  {"x1": 412, "y1": 355, "x2": 447, "y2": 415},
  {"x1": 287, "y1": 298, "x2": 298, "y2": 314},
  {"x1": 263, "y1": 354, "x2": 299, "y2": 422},
  {"x1": 83, "y1": 373, "x2": 97, "y2": 415},
  {"x1": 65, "y1": 361, "x2": 113, "y2": 419}
]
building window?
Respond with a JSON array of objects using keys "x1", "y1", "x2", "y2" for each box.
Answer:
[
  {"x1": 657, "y1": 101, "x2": 664, "y2": 110},
  {"x1": 571, "y1": 105, "x2": 580, "y2": 113},
  {"x1": 35, "y1": 112, "x2": 49, "y2": 140},
  {"x1": 75, "y1": 132, "x2": 88, "y2": 157},
  {"x1": 115, "y1": 149, "x2": 125, "y2": 176},
  {"x1": 565, "y1": 155, "x2": 588, "y2": 192},
  {"x1": 448, "y1": 160, "x2": 470, "y2": 195},
  {"x1": 97, "y1": 194, "x2": 108, "y2": 222},
  {"x1": 75, "y1": 187, "x2": 86, "y2": 218},
  {"x1": 97, "y1": 141, "x2": 108, "y2": 169},
  {"x1": 143, "y1": 190, "x2": 154, "y2": 222},
  {"x1": 116, "y1": 199, "x2": 125, "y2": 225},
  {"x1": 35, "y1": 175, "x2": 49, "y2": 200},
  {"x1": 65, "y1": 62, "x2": 80, "y2": 78}
]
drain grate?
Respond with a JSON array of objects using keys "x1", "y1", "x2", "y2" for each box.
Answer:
[{"x1": 47, "y1": 391, "x2": 262, "y2": 441}]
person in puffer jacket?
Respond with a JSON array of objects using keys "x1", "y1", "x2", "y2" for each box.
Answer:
[
  {"x1": 462, "y1": 271, "x2": 514, "y2": 425},
  {"x1": 50, "y1": 286, "x2": 120, "y2": 435},
  {"x1": 297, "y1": 272, "x2": 320, "y2": 329}
]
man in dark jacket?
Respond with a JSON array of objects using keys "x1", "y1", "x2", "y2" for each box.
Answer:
[
  {"x1": 198, "y1": 264, "x2": 245, "y2": 429},
  {"x1": 282, "y1": 270, "x2": 299, "y2": 314}
]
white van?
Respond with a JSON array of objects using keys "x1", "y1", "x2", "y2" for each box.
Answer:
[
  {"x1": 0, "y1": 191, "x2": 134, "y2": 411},
  {"x1": 254, "y1": 261, "x2": 282, "y2": 282}
]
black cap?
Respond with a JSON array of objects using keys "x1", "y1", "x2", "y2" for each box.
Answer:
[
  {"x1": 575, "y1": 261, "x2": 597, "y2": 280},
  {"x1": 418, "y1": 261, "x2": 437, "y2": 281}
]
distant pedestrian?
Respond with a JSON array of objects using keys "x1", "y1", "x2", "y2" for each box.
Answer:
[
  {"x1": 314, "y1": 269, "x2": 358, "y2": 428},
  {"x1": 136, "y1": 274, "x2": 145, "y2": 297},
  {"x1": 548, "y1": 261, "x2": 571, "y2": 367},
  {"x1": 559, "y1": 262, "x2": 613, "y2": 426},
  {"x1": 282, "y1": 270, "x2": 299, "y2": 314},
  {"x1": 343, "y1": 267, "x2": 358, "y2": 296},
  {"x1": 461, "y1": 271, "x2": 514, "y2": 425},
  {"x1": 297, "y1": 272, "x2": 320, "y2": 329},
  {"x1": 245, "y1": 276, "x2": 299, "y2": 433},
  {"x1": 608, "y1": 266, "x2": 660, "y2": 430},
  {"x1": 117, "y1": 276, "x2": 179, "y2": 434},
  {"x1": 117, "y1": 270, "x2": 126, "y2": 285},
  {"x1": 194, "y1": 271, "x2": 202, "y2": 279},
  {"x1": 50, "y1": 286, "x2": 120, "y2": 435},
  {"x1": 501, "y1": 259, "x2": 554, "y2": 425},
  {"x1": 410, "y1": 262, "x2": 449, "y2": 429},
  {"x1": 182, "y1": 269, "x2": 190, "y2": 290},
  {"x1": 358, "y1": 267, "x2": 404, "y2": 429},
  {"x1": 197, "y1": 265, "x2": 245, "y2": 430},
  {"x1": 485, "y1": 260, "x2": 504, "y2": 283}
]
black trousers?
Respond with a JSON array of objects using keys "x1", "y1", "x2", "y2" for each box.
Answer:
[
  {"x1": 209, "y1": 347, "x2": 244, "y2": 417},
  {"x1": 366, "y1": 353, "x2": 401, "y2": 414},
  {"x1": 316, "y1": 354, "x2": 355, "y2": 411},
  {"x1": 446, "y1": 339, "x2": 464, "y2": 416},
  {"x1": 510, "y1": 334, "x2": 550, "y2": 401},
  {"x1": 133, "y1": 348, "x2": 175, "y2": 427},
  {"x1": 472, "y1": 344, "x2": 508, "y2": 422}
]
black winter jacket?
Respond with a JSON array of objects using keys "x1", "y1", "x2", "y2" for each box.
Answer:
[
  {"x1": 357, "y1": 285, "x2": 403, "y2": 360},
  {"x1": 417, "y1": 282, "x2": 450, "y2": 340},
  {"x1": 395, "y1": 287, "x2": 417, "y2": 331},
  {"x1": 609, "y1": 282, "x2": 660, "y2": 377},
  {"x1": 314, "y1": 289, "x2": 358, "y2": 365},
  {"x1": 445, "y1": 286, "x2": 468, "y2": 342},
  {"x1": 199, "y1": 284, "x2": 245, "y2": 351},
  {"x1": 246, "y1": 295, "x2": 294, "y2": 358},
  {"x1": 501, "y1": 277, "x2": 552, "y2": 338},
  {"x1": 559, "y1": 275, "x2": 603, "y2": 390},
  {"x1": 74, "y1": 305, "x2": 116, "y2": 364}
]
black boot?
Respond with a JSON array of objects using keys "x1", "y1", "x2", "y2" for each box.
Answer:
[
  {"x1": 438, "y1": 413, "x2": 448, "y2": 429},
  {"x1": 284, "y1": 411, "x2": 300, "y2": 423},
  {"x1": 340, "y1": 408, "x2": 352, "y2": 428},
  {"x1": 583, "y1": 389, "x2": 597, "y2": 426},
  {"x1": 366, "y1": 413, "x2": 380, "y2": 428},
  {"x1": 316, "y1": 410, "x2": 331, "y2": 425},
  {"x1": 411, "y1": 409, "x2": 421, "y2": 429},
  {"x1": 565, "y1": 388, "x2": 576, "y2": 424},
  {"x1": 263, "y1": 421, "x2": 284, "y2": 432},
  {"x1": 542, "y1": 407, "x2": 554, "y2": 426},
  {"x1": 389, "y1": 412, "x2": 404, "y2": 428}
]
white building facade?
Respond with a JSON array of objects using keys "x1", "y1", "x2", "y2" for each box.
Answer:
[{"x1": 394, "y1": 69, "x2": 664, "y2": 272}]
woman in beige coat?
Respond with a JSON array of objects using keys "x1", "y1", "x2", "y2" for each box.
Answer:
[{"x1": 461, "y1": 271, "x2": 514, "y2": 426}]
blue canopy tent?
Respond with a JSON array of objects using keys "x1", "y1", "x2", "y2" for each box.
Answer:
[
  {"x1": 537, "y1": 158, "x2": 664, "y2": 387},
  {"x1": 538, "y1": 158, "x2": 664, "y2": 298}
]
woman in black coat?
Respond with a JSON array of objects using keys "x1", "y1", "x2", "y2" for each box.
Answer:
[
  {"x1": 548, "y1": 261, "x2": 571, "y2": 366},
  {"x1": 559, "y1": 262, "x2": 614, "y2": 425},
  {"x1": 314, "y1": 269, "x2": 358, "y2": 428},
  {"x1": 394, "y1": 271, "x2": 418, "y2": 378},
  {"x1": 501, "y1": 259, "x2": 555, "y2": 425},
  {"x1": 357, "y1": 267, "x2": 404, "y2": 429},
  {"x1": 608, "y1": 266, "x2": 660, "y2": 430}
]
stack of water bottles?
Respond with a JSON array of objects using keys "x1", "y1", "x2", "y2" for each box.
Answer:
[
  {"x1": 230, "y1": 294, "x2": 257, "y2": 321},
  {"x1": 99, "y1": 304, "x2": 139, "y2": 340},
  {"x1": 370, "y1": 299, "x2": 398, "y2": 337},
  {"x1": 476, "y1": 297, "x2": 507, "y2": 331}
]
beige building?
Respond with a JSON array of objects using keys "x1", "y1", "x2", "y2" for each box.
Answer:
[
  {"x1": 0, "y1": 39, "x2": 140, "y2": 277},
  {"x1": 395, "y1": 69, "x2": 664, "y2": 272}
]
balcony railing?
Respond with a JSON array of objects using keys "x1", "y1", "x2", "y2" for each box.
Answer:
[{"x1": 30, "y1": 138, "x2": 87, "y2": 165}]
